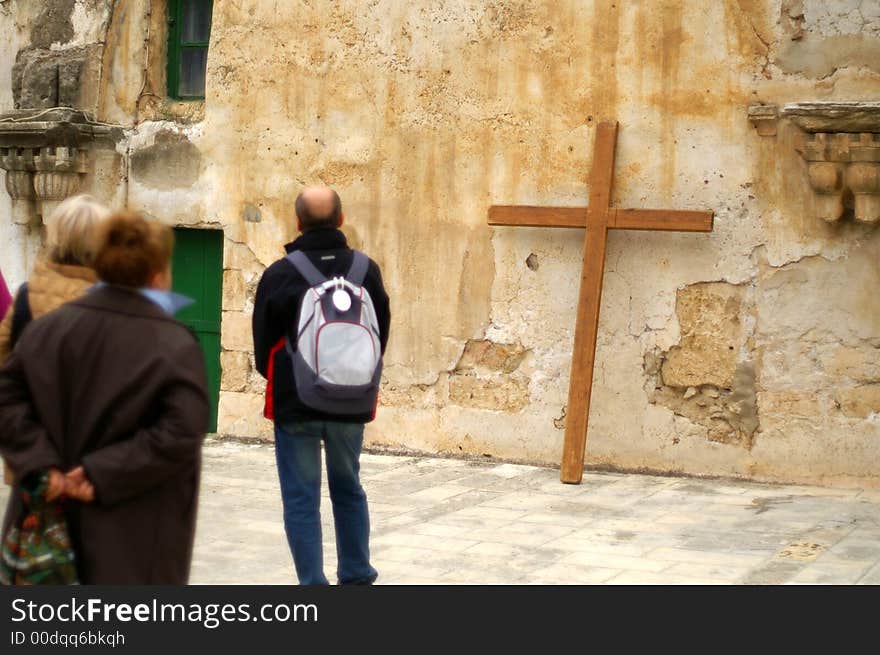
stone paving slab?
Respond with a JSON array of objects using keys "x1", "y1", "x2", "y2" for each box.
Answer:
[
  {"x1": 3, "y1": 438, "x2": 879, "y2": 585},
  {"x1": 191, "y1": 441, "x2": 880, "y2": 584}
]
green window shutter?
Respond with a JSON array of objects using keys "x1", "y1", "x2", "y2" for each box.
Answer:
[
  {"x1": 171, "y1": 228, "x2": 224, "y2": 433},
  {"x1": 167, "y1": 0, "x2": 214, "y2": 100}
]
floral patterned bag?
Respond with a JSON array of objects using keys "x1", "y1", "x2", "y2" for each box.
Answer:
[{"x1": 0, "y1": 472, "x2": 78, "y2": 585}]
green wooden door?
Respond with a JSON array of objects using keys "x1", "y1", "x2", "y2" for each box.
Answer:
[{"x1": 172, "y1": 228, "x2": 223, "y2": 432}]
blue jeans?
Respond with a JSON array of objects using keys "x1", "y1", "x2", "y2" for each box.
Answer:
[{"x1": 273, "y1": 420, "x2": 378, "y2": 585}]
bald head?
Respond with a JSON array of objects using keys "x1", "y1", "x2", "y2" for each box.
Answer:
[{"x1": 295, "y1": 186, "x2": 343, "y2": 232}]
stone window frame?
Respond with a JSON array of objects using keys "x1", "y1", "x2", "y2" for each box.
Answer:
[{"x1": 166, "y1": 0, "x2": 214, "y2": 101}]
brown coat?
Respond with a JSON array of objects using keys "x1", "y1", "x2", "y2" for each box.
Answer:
[{"x1": 0, "y1": 285, "x2": 209, "y2": 584}]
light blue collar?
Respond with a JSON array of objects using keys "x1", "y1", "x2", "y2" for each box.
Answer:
[
  {"x1": 92, "y1": 282, "x2": 195, "y2": 316},
  {"x1": 138, "y1": 288, "x2": 195, "y2": 316}
]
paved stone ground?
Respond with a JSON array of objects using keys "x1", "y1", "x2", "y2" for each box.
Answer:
[
  {"x1": 3, "y1": 439, "x2": 878, "y2": 584},
  {"x1": 186, "y1": 439, "x2": 880, "y2": 585}
]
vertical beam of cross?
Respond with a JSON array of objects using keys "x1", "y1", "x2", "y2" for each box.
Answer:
[{"x1": 559, "y1": 122, "x2": 617, "y2": 483}]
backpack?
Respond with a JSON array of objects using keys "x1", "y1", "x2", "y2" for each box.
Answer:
[{"x1": 284, "y1": 250, "x2": 382, "y2": 415}]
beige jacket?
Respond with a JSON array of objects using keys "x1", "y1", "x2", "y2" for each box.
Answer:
[
  {"x1": 0, "y1": 259, "x2": 97, "y2": 362},
  {"x1": 1, "y1": 259, "x2": 97, "y2": 484}
]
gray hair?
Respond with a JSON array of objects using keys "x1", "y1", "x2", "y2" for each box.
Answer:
[{"x1": 45, "y1": 194, "x2": 112, "y2": 266}]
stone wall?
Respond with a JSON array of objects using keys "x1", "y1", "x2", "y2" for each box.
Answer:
[{"x1": 1, "y1": 0, "x2": 879, "y2": 487}]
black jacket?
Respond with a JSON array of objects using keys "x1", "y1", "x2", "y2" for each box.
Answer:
[{"x1": 252, "y1": 228, "x2": 391, "y2": 424}]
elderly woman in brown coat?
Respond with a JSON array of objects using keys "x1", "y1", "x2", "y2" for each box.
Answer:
[{"x1": 0, "y1": 211, "x2": 209, "y2": 584}]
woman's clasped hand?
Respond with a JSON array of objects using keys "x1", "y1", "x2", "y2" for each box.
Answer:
[{"x1": 43, "y1": 466, "x2": 95, "y2": 503}]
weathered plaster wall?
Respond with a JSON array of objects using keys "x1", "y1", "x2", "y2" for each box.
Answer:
[
  {"x1": 194, "y1": 0, "x2": 880, "y2": 487},
  {"x1": 1, "y1": 1, "x2": 878, "y2": 487}
]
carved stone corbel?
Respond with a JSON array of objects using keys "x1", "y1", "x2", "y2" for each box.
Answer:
[
  {"x1": 848, "y1": 161, "x2": 880, "y2": 223},
  {"x1": 748, "y1": 104, "x2": 779, "y2": 137},
  {"x1": 33, "y1": 147, "x2": 89, "y2": 220},
  {"x1": 0, "y1": 109, "x2": 114, "y2": 225},
  {"x1": 748, "y1": 102, "x2": 880, "y2": 224},
  {"x1": 805, "y1": 160, "x2": 845, "y2": 222},
  {"x1": 1, "y1": 148, "x2": 36, "y2": 224}
]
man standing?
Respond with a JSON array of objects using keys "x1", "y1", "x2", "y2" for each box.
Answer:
[{"x1": 253, "y1": 186, "x2": 390, "y2": 585}]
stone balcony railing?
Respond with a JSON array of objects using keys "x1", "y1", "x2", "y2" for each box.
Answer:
[
  {"x1": 0, "y1": 108, "x2": 117, "y2": 224},
  {"x1": 749, "y1": 102, "x2": 880, "y2": 224}
]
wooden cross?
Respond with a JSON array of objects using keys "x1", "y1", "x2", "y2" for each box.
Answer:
[{"x1": 488, "y1": 121, "x2": 714, "y2": 484}]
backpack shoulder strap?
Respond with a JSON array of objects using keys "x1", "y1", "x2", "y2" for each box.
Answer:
[
  {"x1": 285, "y1": 251, "x2": 327, "y2": 287},
  {"x1": 10, "y1": 283, "x2": 32, "y2": 348},
  {"x1": 347, "y1": 251, "x2": 370, "y2": 287}
]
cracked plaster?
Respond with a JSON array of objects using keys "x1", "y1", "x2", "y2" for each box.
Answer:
[{"x1": 1, "y1": 0, "x2": 879, "y2": 487}]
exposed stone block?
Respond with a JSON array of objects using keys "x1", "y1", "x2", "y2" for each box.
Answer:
[
  {"x1": 455, "y1": 339, "x2": 527, "y2": 374},
  {"x1": 820, "y1": 346, "x2": 880, "y2": 383},
  {"x1": 378, "y1": 380, "x2": 441, "y2": 408},
  {"x1": 448, "y1": 373, "x2": 530, "y2": 412},
  {"x1": 661, "y1": 282, "x2": 748, "y2": 389},
  {"x1": 652, "y1": 363, "x2": 758, "y2": 448},
  {"x1": 220, "y1": 311, "x2": 253, "y2": 352},
  {"x1": 222, "y1": 269, "x2": 247, "y2": 311},
  {"x1": 224, "y1": 241, "x2": 264, "y2": 279},
  {"x1": 748, "y1": 104, "x2": 778, "y2": 136},
  {"x1": 221, "y1": 351, "x2": 252, "y2": 392},
  {"x1": 217, "y1": 392, "x2": 272, "y2": 439},
  {"x1": 13, "y1": 45, "x2": 101, "y2": 110},
  {"x1": 835, "y1": 385, "x2": 880, "y2": 418},
  {"x1": 759, "y1": 390, "x2": 834, "y2": 421},
  {"x1": 649, "y1": 282, "x2": 757, "y2": 448}
]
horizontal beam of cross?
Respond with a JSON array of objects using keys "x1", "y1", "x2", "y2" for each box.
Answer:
[{"x1": 488, "y1": 205, "x2": 714, "y2": 232}]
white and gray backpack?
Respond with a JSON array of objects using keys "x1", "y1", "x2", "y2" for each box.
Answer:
[{"x1": 285, "y1": 250, "x2": 382, "y2": 415}]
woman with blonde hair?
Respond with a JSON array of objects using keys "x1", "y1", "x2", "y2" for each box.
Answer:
[
  {"x1": 0, "y1": 194, "x2": 111, "y2": 360},
  {"x1": 0, "y1": 195, "x2": 111, "y2": 487},
  {"x1": 0, "y1": 211, "x2": 209, "y2": 584}
]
